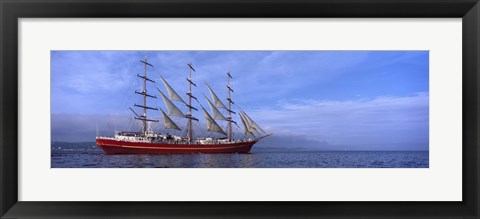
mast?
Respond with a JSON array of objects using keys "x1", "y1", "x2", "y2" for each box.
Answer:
[
  {"x1": 143, "y1": 57, "x2": 147, "y2": 133},
  {"x1": 186, "y1": 63, "x2": 198, "y2": 143},
  {"x1": 227, "y1": 71, "x2": 233, "y2": 141},
  {"x1": 133, "y1": 57, "x2": 158, "y2": 134}
]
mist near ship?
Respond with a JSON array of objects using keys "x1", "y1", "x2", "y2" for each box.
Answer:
[{"x1": 51, "y1": 113, "x2": 428, "y2": 151}]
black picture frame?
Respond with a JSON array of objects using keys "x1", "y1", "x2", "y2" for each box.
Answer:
[{"x1": 1, "y1": 0, "x2": 479, "y2": 218}]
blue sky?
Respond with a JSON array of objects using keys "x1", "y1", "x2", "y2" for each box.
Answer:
[{"x1": 51, "y1": 51, "x2": 429, "y2": 151}]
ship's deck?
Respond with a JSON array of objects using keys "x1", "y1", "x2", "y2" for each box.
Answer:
[{"x1": 96, "y1": 136, "x2": 254, "y2": 145}]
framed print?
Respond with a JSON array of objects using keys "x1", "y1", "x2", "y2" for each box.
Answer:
[{"x1": 1, "y1": 0, "x2": 479, "y2": 218}]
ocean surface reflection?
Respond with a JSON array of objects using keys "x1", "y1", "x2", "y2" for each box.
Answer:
[{"x1": 51, "y1": 144, "x2": 428, "y2": 168}]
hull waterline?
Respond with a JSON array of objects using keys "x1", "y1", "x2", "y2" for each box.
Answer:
[{"x1": 96, "y1": 138, "x2": 256, "y2": 154}]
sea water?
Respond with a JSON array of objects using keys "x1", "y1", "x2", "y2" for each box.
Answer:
[{"x1": 51, "y1": 142, "x2": 428, "y2": 168}]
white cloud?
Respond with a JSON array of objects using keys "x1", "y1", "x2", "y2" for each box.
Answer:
[
  {"x1": 52, "y1": 51, "x2": 137, "y2": 94},
  {"x1": 248, "y1": 92, "x2": 429, "y2": 150}
]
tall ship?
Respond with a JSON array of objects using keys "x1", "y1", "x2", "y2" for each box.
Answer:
[{"x1": 96, "y1": 57, "x2": 272, "y2": 154}]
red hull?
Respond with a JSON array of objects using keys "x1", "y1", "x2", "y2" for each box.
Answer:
[{"x1": 96, "y1": 138, "x2": 256, "y2": 154}]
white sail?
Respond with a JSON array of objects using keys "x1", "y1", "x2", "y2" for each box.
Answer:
[
  {"x1": 242, "y1": 110, "x2": 266, "y2": 134},
  {"x1": 201, "y1": 107, "x2": 227, "y2": 136},
  {"x1": 206, "y1": 84, "x2": 228, "y2": 109},
  {"x1": 239, "y1": 111, "x2": 255, "y2": 136},
  {"x1": 203, "y1": 94, "x2": 227, "y2": 120},
  {"x1": 160, "y1": 109, "x2": 181, "y2": 131},
  {"x1": 160, "y1": 76, "x2": 187, "y2": 105},
  {"x1": 157, "y1": 88, "x2": 186, "y2": 118}
]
